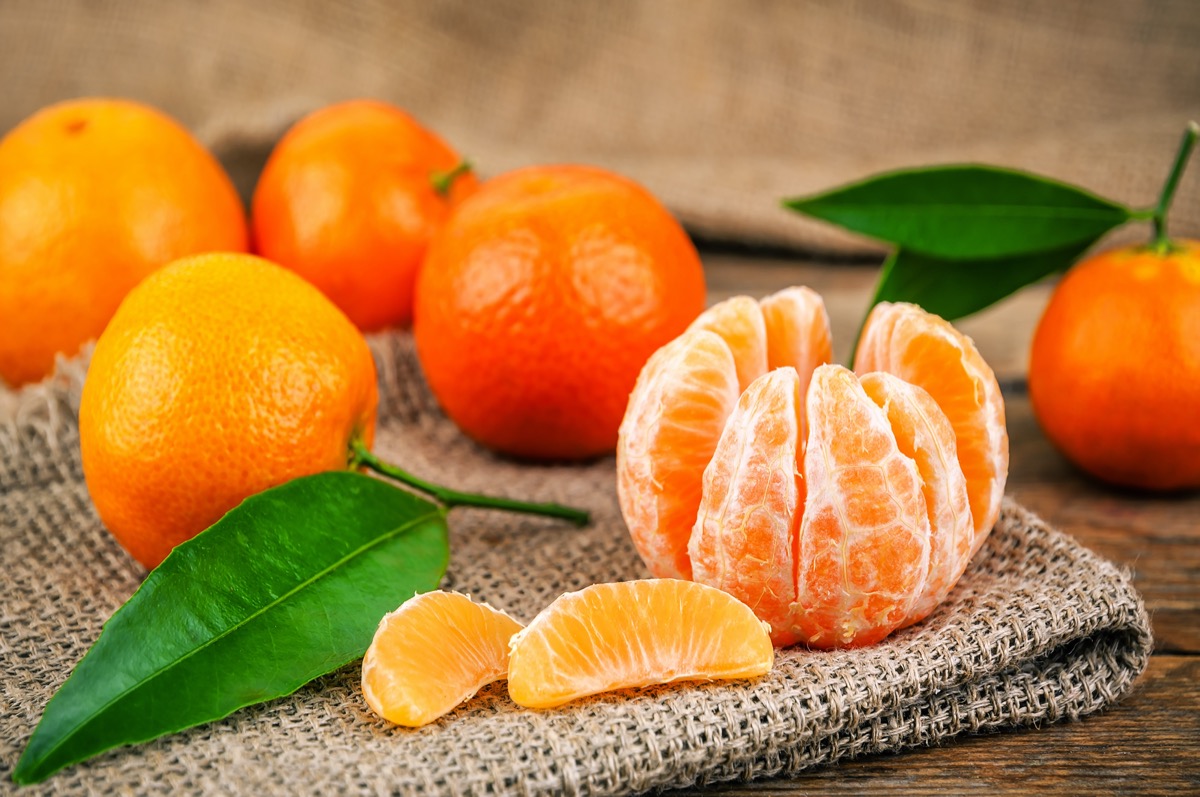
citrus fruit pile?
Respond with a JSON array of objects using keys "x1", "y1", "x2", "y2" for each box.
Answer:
[
  {"x1": 2, "y1": 97, "x2": 703, "y2": 466},
  {"x1": 617, "y1": 291, "x2": 1009, "y2": 648},
  {"x1": 361, "y1": 580, "x2": 773, "y2": 727}
]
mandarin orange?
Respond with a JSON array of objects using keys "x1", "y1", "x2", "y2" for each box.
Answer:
[
  {"x1": 0, "y1": 98, "x2": 248, "y2": 387},
  {"x1": 252, "y1": 99, "x2": 477, "y2": 331},
  {"x1": 414, "y1": 164, "x2": 706, "y2": 460},
  {"x1": 79, "y1": 253, "x2": 378, "y2": 569},
  {"x1": 618, "y1": 291, "x2": 1007, "y2": 648},
  {"x1": 1029, "y1": 241, "x2": 1200, "y2": 490}
]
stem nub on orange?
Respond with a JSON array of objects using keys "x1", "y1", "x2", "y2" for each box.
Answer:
[
  {"x1": 79, "y1": 253, "x2": 378, "y2": 570},
  {"x1": 414, "y1": 164, "x2": 706, "y2": 460},
  {"x1": 252, "y1": 99, "x2": 477, "y2": 332},
  {"x1": 1030, "y1": 240, "x2": 1200, "y2": 490},
  {"x1": 0, "y1": 98, "x2": 248, "y2": 387}
]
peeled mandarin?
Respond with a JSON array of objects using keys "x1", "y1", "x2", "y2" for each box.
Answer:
[{"x1": 619, "y1": 289, "x2": 1005, "y2": 649}]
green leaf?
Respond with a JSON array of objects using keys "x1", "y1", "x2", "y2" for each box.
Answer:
[
  {"x1": 869, "y1": 240, "x2": 1096, "y2": 322},
  {"x1": 784, "y1": 165, "x2": 1133, "y2": 259},
  {"x1": 847, "y1": 240, "x2": 1097, "y2": 369},
  {"x1": 13, "y1": 471, "x2": 449, "y2": 784}
]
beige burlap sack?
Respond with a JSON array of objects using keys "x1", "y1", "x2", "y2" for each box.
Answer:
[
  {"x1": 0, "y1": 335, "x2": 1153, "y2": 795},
  {"x1": 2, "y1": 0, "x2": 1197, "y2": 251}
]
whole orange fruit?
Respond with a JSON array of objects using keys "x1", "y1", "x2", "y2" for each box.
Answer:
[
  {"x1": 413, "y1": 164, "x2": 707, "y2": 460},
  {"x1": 0, "y1": 98, "x2": 248, "y2": 387},
  {"x1": 251, "y1": 99, "x2": 477, "y2": 331},
  {"x1": 79, "y1": 253, "x2": 378, "y2": 570},
  {"x1": 1029, "y1": 240, "x2": 1200, "y2": 490}
]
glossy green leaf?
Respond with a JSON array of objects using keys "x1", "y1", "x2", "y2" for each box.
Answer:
[
  {"x1": 13, "y1": 471, "x2": 449, "y2": 784},
  {"x1": 871, "y1": 240, "x2": 1097, "y2": 321},
  {"x1": 784, "y1": 165, "x2": 1133, "y2": 259}
]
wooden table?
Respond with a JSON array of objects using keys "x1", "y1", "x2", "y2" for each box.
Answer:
[{"x1": 684, "y1": 251, "x2": 1200, "y2": 795}]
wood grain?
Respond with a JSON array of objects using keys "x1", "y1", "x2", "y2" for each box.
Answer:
[
  {"x1": 693, "y1": 252, "x2": 1199, "y2": 794},
  {"x1": 681, "y1": 656, "x2": 1199, "y2": 796}
]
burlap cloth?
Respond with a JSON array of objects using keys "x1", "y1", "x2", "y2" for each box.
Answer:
[
  {"x1": 0, "y1": 334, "x2": 1153, "y2": 795},
  {"x1": 3, "y1": 0, "x2": 1198, "y2": 252}
]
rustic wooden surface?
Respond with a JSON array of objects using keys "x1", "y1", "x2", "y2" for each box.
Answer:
[{"x1": 685, "y1": 252, "x2": 1200, "y2": 796}]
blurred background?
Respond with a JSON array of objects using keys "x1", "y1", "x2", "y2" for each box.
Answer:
[{"x1": 4, "y1": 0, "x2": 1198, "y2": 254}]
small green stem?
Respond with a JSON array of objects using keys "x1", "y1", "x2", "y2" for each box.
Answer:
[
  {"x1": 350, "y1": 440, "x2": 589, "y2": 527},
  {"x1": 1151, "y1": 121, "x2": 1198, "y2": 252},
  {"x1": 430, "y1": 160, "x2": 473, "y2": 197}
]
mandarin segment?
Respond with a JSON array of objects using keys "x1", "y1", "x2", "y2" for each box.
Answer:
[
  {"x1": 362, "y1": 592, "x2": 524, "y2": 727},
  {"x1": 507, "y1": 579, "x2": 773, "y2": 709},
  {"x1": 686, "y1": 296, "x2": 768, "y2": 392},
  {"x1": 855, "y1": 301, "x2": 1008, "y2": 551},
  {"x1": 689, "y1": 368, "x2": 804, "y2": 646},
  {"x1": 860, "y1": 372, "x2": 974, "y2": 626},
  {"x1": 760, "y1": 286, "x2": 833, "y2": 399},
  {"x1": 792, "y1": 365, "x2": 931, "y2": 648},
  {"x1": 617, "y1": 330, "x2": 741, "y2": 580}
]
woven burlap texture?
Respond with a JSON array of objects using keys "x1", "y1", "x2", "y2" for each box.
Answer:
[
  {"x1": 3, "y1": 0, "x2": 1198, "y2": 252},
  {"x1": 0, "y1": 333, "x2": 1153, "y2": 796}
]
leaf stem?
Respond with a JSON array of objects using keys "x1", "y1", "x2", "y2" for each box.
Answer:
[
  {"x1": 430, "y1": 160, "x2": 473, "y2": 197},
  {"x1": 350, "y1": 440, "x2": 590, "y2": 526},
  {"x1": 1152, "y1": 121, "x2": 1199, "y2": 252}
]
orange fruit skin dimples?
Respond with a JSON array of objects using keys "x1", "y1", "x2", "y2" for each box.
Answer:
[
  {"x1": 414, "y1": 164, "x2": 706, "y2": 460},
  {"x1": 252, "y1": 99, "x2": 477, "y2": 331},
  {"x1": 79, "y1": 253, "x2": 378, "y2": 570},
  {"x1": 1030, "y1": 241, "x2": 1200, "y2": 490},
  {"x1": 0, "y1": 98, "x2": 248, "y2": 387}
]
